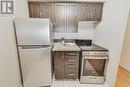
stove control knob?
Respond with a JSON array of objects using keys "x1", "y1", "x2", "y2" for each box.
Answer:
[{"x1": 103, "y1": 53, "x2": 106, "y2": 56}]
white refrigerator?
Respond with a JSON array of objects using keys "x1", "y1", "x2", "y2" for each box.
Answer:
[{"x1": 14, "y1": 18, "x2": 53, "y2": 87}]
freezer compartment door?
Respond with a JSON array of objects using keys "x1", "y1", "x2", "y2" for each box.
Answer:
[
  {"x1": 19, "y1": 46, "x2": 52, "y2": 87},
  {"x1": 15, "y1": 18, "x2": 52, "y2": 45}
]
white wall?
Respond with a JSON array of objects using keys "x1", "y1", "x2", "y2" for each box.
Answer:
[
  {"x1": 15, "y1": 0, "x2": 29, "y2": 17},
  {"x1": 93, "y1": 0, "x2": 130, "y2": 87},
  {"x1": 0, "y1": 0, "x2": 29, "y2": 87},
  {"x1": 54, "y1": 21, "x2": 95, "y2": 39},
  {"x1": 0, "y1": 18, "x2": 21, "y2": 87},
  {"x1": 120, "y1": 8, "x2": 130, "y2": 72}
]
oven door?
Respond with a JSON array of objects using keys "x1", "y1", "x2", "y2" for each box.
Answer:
[
  {"x1": 80, "y1": 58, "x2": 107, "y2": 83},
  {"x1": 82, "y1": 59, "x2": 106, "y2": 76}
]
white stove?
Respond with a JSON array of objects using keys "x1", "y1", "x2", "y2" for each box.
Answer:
[{"x1": 75, "y1": 40, "x2": 109, "y2": 84}]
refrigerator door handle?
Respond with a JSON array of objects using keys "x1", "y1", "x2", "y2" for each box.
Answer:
[{"x1": 18, "y1": 47, "x2": 23, "y2": 49}]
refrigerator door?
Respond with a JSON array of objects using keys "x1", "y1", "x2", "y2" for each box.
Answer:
[
  {"x1": 19, "y1": 46, "x2": 52, "y2": 87},
  {"x1": 15, "y1": 18, "x2": 52, "y2": 45}
]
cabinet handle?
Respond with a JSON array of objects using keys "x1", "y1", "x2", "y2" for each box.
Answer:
[
  {"x1": 68, "y1": 73, "x2": 75, "y2": 76},
  {"x1": 40, "y1": 12, "x2": 42, "y2": 18},
  {"x1": 68, "y1": 53, "x2": 76, "y2": 56},
  {"x1": 90, "y1": 13, "x2": 93, "y2": 18},
  {"x1": 88, "y1": 14, "x2": 90, "y2": 19},
  {"x1": 68, "y1": 65, "x2": 76, "y2": 68},
  {"x1": 90, "y1": 77, "x2": 97, "y2": 79},
  {"x1": 68, "y1": 59, "x2": 76, "y2": 62},
  {"x1": 88, "y1": 13, "x2": 93, "y2": 19}
]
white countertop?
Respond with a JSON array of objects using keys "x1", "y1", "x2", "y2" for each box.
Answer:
[{"x1": 52, "y1": 43, "x2": 81, "y2": 51}]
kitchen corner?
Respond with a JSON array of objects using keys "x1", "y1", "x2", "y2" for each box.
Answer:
[{"x1": 1, "y1": 0, "x2": 129, "y2": 87}]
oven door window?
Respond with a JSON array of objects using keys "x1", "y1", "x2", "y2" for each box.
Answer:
[{"x1": 82, "y1": 59, "x2": 106, "y2": 76}]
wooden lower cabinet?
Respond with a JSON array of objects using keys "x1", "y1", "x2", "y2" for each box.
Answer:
[
  {"x1": 53, "y1": 52, "x2": 64, "y2": 79},
  {"x1": 53, "y1": 51, "x2": 80, "y2": 79}
]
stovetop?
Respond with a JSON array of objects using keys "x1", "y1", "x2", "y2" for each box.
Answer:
[
  {"x1": 79, "y1": 44, "x2": 108, "y2": 51},
  {"x1": 75, "y1": 40, "x2": 108, "y2": 51}
]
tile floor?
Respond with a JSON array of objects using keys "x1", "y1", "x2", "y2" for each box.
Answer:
[{"x1": 51, "y1": 79, "x2": 108, "y2": 87}]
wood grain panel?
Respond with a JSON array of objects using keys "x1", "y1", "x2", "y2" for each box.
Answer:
[
  {"x1": 66, "y1": 3, "x2": 80, "y2": 33},
  {"x1": 53, "y1": 51, "x2": 80, "y2": 79},
  {"x1": 28, "y1": 2, "x2": 103, "y2": 33},
  {"x1": 115, "y1": 66, "x2": 130, "y2": 87},
  {"x1": 80, "y1": 3, "x2": 103, "y2": 21},
  {"x1": 42, "y1": 3, "x2": 55, "y2": 22},
  {"x1": 54, "y1": 3, "x2": 66, "y2": 32},
  {"x1": 53, "y1": 52, "x2": 64, "y2": 79},
  {"x1": 28, "y1": 2, "x2": 55, "y2": 21},
  {"x1": 92, "y1": 3, "x2": 103, "y2": 21}
]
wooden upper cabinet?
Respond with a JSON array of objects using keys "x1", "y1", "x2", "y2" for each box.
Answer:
[
  {"x1": 80, "y1": 3, "x2": 103, "y2": 21},
  {"x1": 28, "y1": 2, "x2": 38, "y2": 18},
  {"x1": 65, "y1": 3, "x2": 103, "y2": 32},
  {"x1": 93, "y1": 3, "x2": 103, "y2": 21},
  {"x1": 66, "y1": 3, "x2": 80, "y2": 33},
  {"x1": 43, "y1": 3, "x2": 55, "y2": 22},
  {"x1": 28, "y1": 2, "x2": 103, "y2": 33},
  {"x1": 54, "y1": 3, "x2": 66, "y2": 32},
  {"x1": 28, "y1": 2, "x2": 55, "y2": 22}
]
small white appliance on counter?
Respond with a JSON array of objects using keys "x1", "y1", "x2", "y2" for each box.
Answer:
[{"x1": 14, "y1": 18, "x2": 53, "y2": 87}]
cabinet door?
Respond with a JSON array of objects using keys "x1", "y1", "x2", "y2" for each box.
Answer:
[
  {"x1": 53, "y1": 52, "x2": 64, "y2": 79},
  {"x1": 28, "y1": 2, "x2": 55, "y2": 22},
  {"x1": 92, "y1": 3, "x2": 103, "y2": 21},
  {"x1": 66, "y1": 3, "x2": 81, "y2": 33},
  {"x1": 80, "y1": 3, "x2": 103, "y2": 21},
  {"x1": 54, "y1": 3, "x2": 66, "y2": 32},
  {"x1": 80, "y1": 3, "x2": 88, "y2": 21},
  {"x1": 28, "y1": 2, "x2": 39, "y2": 18},
  {"x1": 42, "y1": 3, "x2": 55, "y2": 22}
]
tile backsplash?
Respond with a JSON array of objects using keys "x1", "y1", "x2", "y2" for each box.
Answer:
[{"x1": 54, "y1": 21, "x2": 95, "y2": 40}]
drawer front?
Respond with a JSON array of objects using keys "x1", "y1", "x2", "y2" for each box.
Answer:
[
  {"x1": 64, "y1": 52, "x2": 79, "y2": 56},
  {"x1": 64, "y1": 53, "x2": 79, "y2": 61},
  {"x1": 65, "y1": 72, "x2": 77, "y2": 79},
  {"x1": 64, "y1": 52, "x2": 79, "y2": 63},
  {"x1": 64, "y1": 68, "x2": 78, "y2": 79},
  {"x1": 65, "y1": 64, "x2": 78, "y2": 69},
  {"x1": 64, "y1": 55, "x2": 79, "y2": 66},
  {"x1": 64, "y1": 55, "x2": 79, "y2": 58},
  {"x1": 64, "y1": 64, "x2": 78, "y2": 79},
  {"x1": 65, "y1": 59, "x2": 78, "y2": 66}
]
